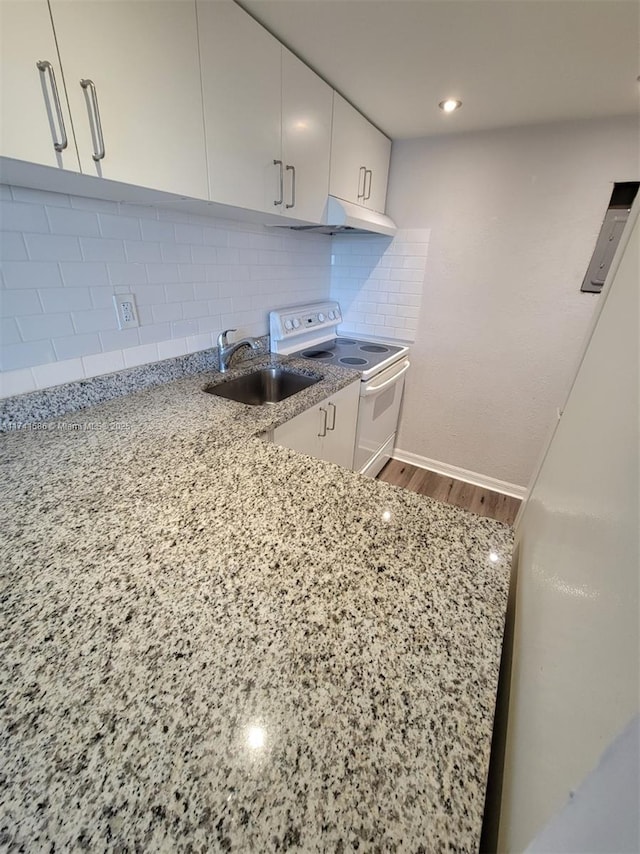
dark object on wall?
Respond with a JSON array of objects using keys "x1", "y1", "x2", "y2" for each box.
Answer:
[{"x1": 581, "y1": 181, "x2": 639, "y2": 293}]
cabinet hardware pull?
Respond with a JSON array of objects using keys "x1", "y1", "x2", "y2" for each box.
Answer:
[
  {"x1": 327, "y1": 402, "x2": 336, "y2": 431},
  {"x1": 36, "y1": 60, "x2": 68, "y2": 153},
  {"x1": 273, "y1": 159, "x2": 284, "y2": 206},
  {"x1": 285, "y1": 164, "x2": 296, "y2": 209},
  {"x1": 318, "y1": 407, "x2": 327, "y2": 437},
  {"x1": 80, "y1": 79, "x2": 105, "y2": 161},
  {"x1": 357, "y1": 165, "x2": 366, "y2": 199},
  {"x1": 364, "y1": 169, "x2": 373, "y2": 201}
]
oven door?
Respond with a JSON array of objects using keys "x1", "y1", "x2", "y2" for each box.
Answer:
[{"x1": 354, "y1": 358, "x2": 410, "y2": 474}]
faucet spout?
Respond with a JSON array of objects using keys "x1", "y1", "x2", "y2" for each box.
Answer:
[{"x1": 217, "y1": 328, "x2": 260, "y2": 372}]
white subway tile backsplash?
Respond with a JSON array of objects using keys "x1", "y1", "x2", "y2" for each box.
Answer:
[
  {"x1": 140, "y1": 218, "x2": 175, "y2": 243},
  {"x1": 122, "y1": 343, "x2": 158, "y2": 368},
  {"x1": 175, "y1": 223, "x2": 203, "y2": 245},
  {"x1": 1, "y1": 183, "x2": 331, "y2": 389},
  {"x1": 59, "y1": 261, "x2": 110, "y2": 288},
  {"x1": 99, "y1": 328, "x2": 140, "y2": 353},
  {"x1": 1, "y1": 339, "x2": 55, "y2": 371},
  {"x1": 0, "y1": 367, "x2": 37, "y2": 397},
  {"x1": 152, "y1": 303, "x2": 182, "y2": 323},
  {"x1": 1, "y1": 289, "x2": 43, "y2": 316},
  {"x1": 39, "y1": 288, "x2": 93, "y2": 313},
  {"x1": 0, "y1": 232, "x2": 28, "y2": 261},
  {"x1": 107, "y1": 262, "x2": 148, "y2": 286},
  {"x1": 165, "y1": 283, "x2": 194, "y2": 303},
  {"x1": 80, "y1": 236, "x2": 127, "y2": 262},
  {"x1": 1, "y1": 318, "x2": 21, "y2": 345},
  {"x1": 160, "y1": 243, "x2": 191, "y2": 263},
  {"x1": 71, "y1": 308, "x2": 117, "y2": 334},
  {"x1": 46, "y1": 206, "x2": 100, "y2": 237},
  {"x1": 99, "y1": 213, "x2": 141, "y2": 240},
  {"x1": 1, "y1": 200, "x2": 49, "y2": 233},
  {"x1": 17, "y1": 312, "x2": 74, "y2": 342},
  {"x1": 32, "y1": 357, "x2": 84, "y2": 388},
  {"x1": 82, "y1": 349, "x2": 125, "y2": 376},
  {"x1": 125, "y1": 241, "x2": 162, "y2": 263},
  {"x1": 146, "y1": 262, "x2": 179, "y2": 284},
  {"x1": 24, "y1": 233, "x2": 82, "y2": 261},
  {"x1": 138, "y1": 322, "x2": 172, "y2": 345},
  {"x1": 157, "y1": 338, "x2": 187, "y2": 360},
  {"x1": 52, "y1": 332, "x2": 102, "y2": 361}
]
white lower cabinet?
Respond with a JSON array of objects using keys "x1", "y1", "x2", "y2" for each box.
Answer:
[{"x1": 273, "y1": 380, "x2": 360, "y2": 469}]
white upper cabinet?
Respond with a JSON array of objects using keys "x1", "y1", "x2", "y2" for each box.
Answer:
[
  {"x1": 329, "y1": 93, "x2": 391, "y2": 214},
  {"x1": 48, "y1": 0, "x2": 208, "y2": 198},
  {"x1": 198, "y1": 2, "x2": 332, "y2": 222},
  {"x1": 281, "y1": 49, "x2": 332, "y2": 223},
  {"x1": 197, "y1": 0, "x2": 282, "y2": 213},
  {"x1": 0, "y1": 1, "x2": 79, "y2": 171}
]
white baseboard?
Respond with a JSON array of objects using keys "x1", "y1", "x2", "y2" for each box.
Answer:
[{"x1": 392, "y1": 448, "x2": 528, "y2": 500}]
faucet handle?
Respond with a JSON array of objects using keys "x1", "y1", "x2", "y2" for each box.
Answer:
[{"x1": 217, "y1": 328, "x2": 237, "y2": 348}]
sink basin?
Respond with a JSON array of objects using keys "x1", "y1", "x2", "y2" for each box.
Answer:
[{"x1": 204, "y1": 367, "x2": 320, "y2": 406}]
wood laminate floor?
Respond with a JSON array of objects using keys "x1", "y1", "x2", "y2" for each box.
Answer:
[{"x1": 377, "y1": 460, "x2": 521, "y2": 526}]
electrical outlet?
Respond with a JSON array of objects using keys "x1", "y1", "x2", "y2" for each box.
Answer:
[{"x1": 113, "y1": 293, "x2": 139, "y2": 330}]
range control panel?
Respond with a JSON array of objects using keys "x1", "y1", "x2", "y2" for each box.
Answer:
[{"x1": 269, "y1": 301, "x2": 342, "y2": 343}]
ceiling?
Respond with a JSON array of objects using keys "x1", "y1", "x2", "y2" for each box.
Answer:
[{"x1": 238, "y1": 0, "x2": 640, "y2": 139}]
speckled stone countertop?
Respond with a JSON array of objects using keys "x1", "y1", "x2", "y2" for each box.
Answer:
[{"x1": 0, "y1": 355, "x2": 512, "y2": 853}]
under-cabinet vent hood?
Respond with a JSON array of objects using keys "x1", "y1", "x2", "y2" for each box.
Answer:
[{"x1": 285, "y1": 196, "x2": 397, "y2": 237}]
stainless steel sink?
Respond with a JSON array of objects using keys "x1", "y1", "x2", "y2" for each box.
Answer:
[{"x1": 204, "y1": 366, "x2": 320, "y2": 406}]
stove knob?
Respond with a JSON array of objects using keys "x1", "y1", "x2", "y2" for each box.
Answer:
[
  {"x1": 318, "y1": 312, "x2": 325, "y2": 322},
  {"x1": 293, "y1": 318, "x2": 301, "y2": 329},
  {"x1": 328, "y1": 310, "x2": 335, "y2": 320},
  {"x1": 284, "y1": 319, "x2": 293, "y2": 331}
]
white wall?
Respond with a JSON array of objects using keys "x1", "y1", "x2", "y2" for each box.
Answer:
[
  {"x1": 0, "y1": 185, "x2": 331, "y2": 397},
  {"x1": 386, "y1": 115, "x2": 638, "y2": 488},
  {"x1": 498, "y1": 201, "x2": 639, "y2": 850}
]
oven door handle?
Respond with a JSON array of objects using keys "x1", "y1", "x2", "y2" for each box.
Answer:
[{"x1": 362, "y1": 360, "x2": 410, "y2": 397}]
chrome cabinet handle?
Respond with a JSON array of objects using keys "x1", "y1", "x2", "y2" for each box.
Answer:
[
  {"x1": 80, "y1": 79, "x2": 105, "y2": 161},
  {"x1": 285, "y1": 164, "x2": 296, "y2": 209},
  {"x1": 36, "y1": 60, "x2": 68, "y2": 152},
  {"x1": 364, "y1": 169, "x2": 373, "y2": 201},
  {"x1": 327, "y1": 402, "x2": 336, "y2": 431},
  {"x1": 273, "y1": 159, "x2": 283, "y2": 206},
  {"x1": 357, "y1": 165, "x2": 366, "y2": 200},
  {"x1": 318, "y1": 407, "x2": 327, "y2": 438}
]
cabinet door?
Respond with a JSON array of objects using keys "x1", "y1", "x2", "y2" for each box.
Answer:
[
  {"x1": 363, "y1": 125, "x2": 391, "y2": 214},
  {"x1": 48, "y1": 0, "x2": 208, "y2": 198},
  {"x1": 0, "y1": 0, "x2": 79, "y2": 171},
  {"x1": 320, "y1": 380, "x2": 359, "y2": 469},
  {"x1": 272, "y1": 402, "x2": 324, "y2": 459},
  {"x1": 281, "y1": 49, "x2": 332, "y2": 223},
  {"x1": 197, "y1": 0, "x2": 281, "y2": 213},
  {"x1": 329, "y1": 92, "x2": 368, "y2": 205}
]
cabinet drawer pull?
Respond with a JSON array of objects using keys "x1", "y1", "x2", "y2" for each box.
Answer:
[
  {"x1": 357, "y1": 165, "x2": 366, "y2": 199},
  {"x1": 318, "y1": 407, "x2": 327, "y2": 437},
  {"x1": 80, "y1": 79, "x2": 105, "y2": 161},
  {"x1": 327, "y1": 402, "x2": 336, "y2": 431},
  {"x1": 285, "y1": 163, "x2": 296, "y2": 209},
  {"x1": 273, "y1": 159, "x2": 284, "y2": 206},
  {"x1": 36, "y1": 60, "x2": 68, "y2": 153},
  {"x1": 364, "y1": 169, "x2": 373, "y2": 201}
]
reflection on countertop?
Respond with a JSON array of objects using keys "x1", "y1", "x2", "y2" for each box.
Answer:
[{"x1": 0, "y1": 355, "x2": 513, "y2": 852}]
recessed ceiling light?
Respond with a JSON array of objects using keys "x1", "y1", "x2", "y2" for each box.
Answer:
[{"x1": 439, "y1": 99, "x2": 462, "y2": 113}]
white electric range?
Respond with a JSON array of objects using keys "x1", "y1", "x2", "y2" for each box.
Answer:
[{"x1": 269, "y1": 301, "x2": 410, "y2": 477}]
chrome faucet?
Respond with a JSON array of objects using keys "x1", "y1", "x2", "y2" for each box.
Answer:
[{"x1": 217, "y1": 328, "x2": 260, "y2": 372}]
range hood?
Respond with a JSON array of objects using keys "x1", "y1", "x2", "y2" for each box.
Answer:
[{"x1": 286, "y1": 196, "x2": 397, "y2": 237}]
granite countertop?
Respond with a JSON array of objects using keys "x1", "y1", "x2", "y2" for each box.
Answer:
[{"x1": 0, "y1": 354, "x2": 512, "y2": 853}]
